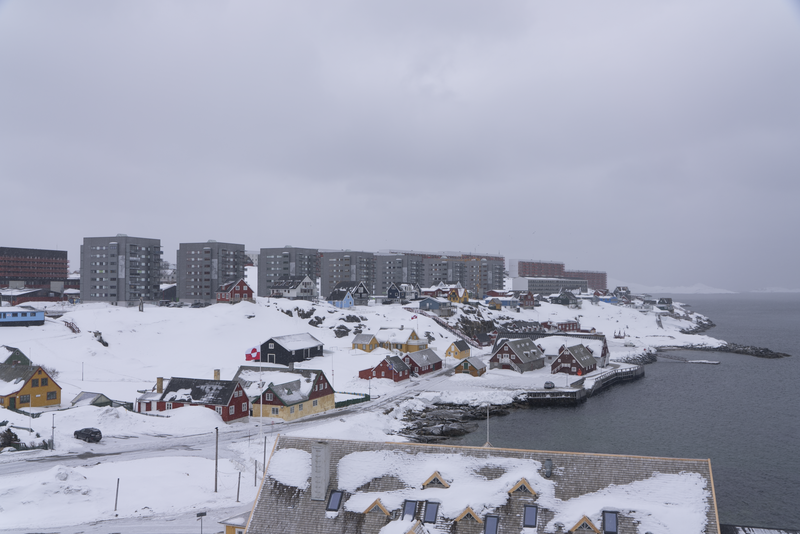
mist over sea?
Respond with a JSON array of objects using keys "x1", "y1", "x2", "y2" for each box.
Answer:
[{"x1": 445, "y1": 293, "x2": 800, "y2": 529}]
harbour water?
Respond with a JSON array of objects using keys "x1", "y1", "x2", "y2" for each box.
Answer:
[{"x1": 444, "y1": 293, "x2": 800, "y2": 528}]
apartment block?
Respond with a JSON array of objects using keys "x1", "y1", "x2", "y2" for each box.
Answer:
[
  {"x1": 177, "y1": 241, "x2": 246, "y2": 303},
  {"x1": 516, "y1": 260, "x2": 566, "y2": 278},
  {"x1": 80, "y1": 235, "x2": 161, "y2": 303},
  {"x1": 564, "y1": 269, "x2": 607, "y2": 290},
  {"x1": 374, "y1": 252, "x2": 424, "y2": 296},
  {"x1": 258, "y1": 246, "x2": 319, "y2": 298},
  {"x1": 511, "y1": 276, "x2": 588, "y2": 295},
  {"x1": 319, "y1": 250, "x2": 375, "y2": 297},
  {"x1": 0, "y1": 247, "x2": 69, "y2": 288}
]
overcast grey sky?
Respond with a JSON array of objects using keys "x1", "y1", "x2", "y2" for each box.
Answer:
[{"x1": 1, "y1": 0, "x2": 799, "y2": 291}]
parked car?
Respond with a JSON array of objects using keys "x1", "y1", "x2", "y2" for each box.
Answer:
[
  {"x1": 544, "y1": 381, "x2": 555, "y2": 390},
  {"x1": 74, "y1": 428, "x2": 102, "y2": 443}
]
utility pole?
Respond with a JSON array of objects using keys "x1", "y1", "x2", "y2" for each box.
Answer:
[{"x1": 214, "y1": 427, "x2": 219, "y2": 493}]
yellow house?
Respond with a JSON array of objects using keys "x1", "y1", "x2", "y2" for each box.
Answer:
[
  {"x1": 448, "y1": 287, "x2": 469, "y2": 304},
  {"x1": 445, "y1": 339, "x2": 471, "y2": 360},
  {"x1": 219, "y1": 510, "x2": 250, "y2": 534},
  {"x1": 0, "y1": 364, "x2": 61, "y2": 409},
  {"x1": 352, "y1": 333, "x2": 379, "y2": 352},
  {"x1": 238, "y1": 367, "x2": 336, "y2": 422},
  {"x1": 376, "y1": 327, "x2": 428, "y2": 353}
]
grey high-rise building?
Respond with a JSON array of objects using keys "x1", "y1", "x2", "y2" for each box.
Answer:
[
  {"x1": 80, "y1": 234, "x2": 162, "y2": 303},
  {"x1": 177, "y1": 241, "x2": 246, "y2": 303},
  {"x1": 319, "y1": 250, "x2": 375, "y2": 297},
  {"x1": 375, "y1": 252, "x2": 424, "y2": 295},
  {"x1": 420, "y1": 254, "x2": 505, "y2": 297},
  {"x1": 258, "y1": 246, "x2": 320, "y2": 297}
]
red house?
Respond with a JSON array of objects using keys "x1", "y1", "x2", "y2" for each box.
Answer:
[
  {"x1": 401, "y1": 348, "x2": 443, "y2": 376},
  {"x1": 358, "y1": 356, "x2": 411, "y2": 382},
  {"x1": 551, "y1": 344, "x2": 597, "y2": 377},
  {"x1": 216, "y1": 278, "x2": 254, "y2": 304},
  {"x1": 519, "y1": 291, "x2": 538, "y2": 309},
  {"x1": 136, "y1": 376, "x2": 250, "y2": 423}
]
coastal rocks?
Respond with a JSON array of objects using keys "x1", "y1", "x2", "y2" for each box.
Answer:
[
  {"x1": 684, "y1": 343, "x2": 791, "y2": 359},
  {"x1": 680, "y1": 316, "x2": 716, "y2": 334},
  {"x1": 401, "y1": 405, "x2": 511, "y2": 442},
  {"x1": 616, "y1": 352, "x2": 658, "y2": 365}
]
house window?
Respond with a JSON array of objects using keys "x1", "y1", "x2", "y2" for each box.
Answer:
[
  {"x1": 484, "y1": 515, "x2": 499, "y2": 534},
  {"x1": 20, "y1": 394, "x2": 31, "y2": 404},
  {"x1": 423, "y1": 501, "x2": 439, "y2": 523},
  {"x1": 603, "y1": 511, "x2": 618, "y2": 533},
  {"x1": 299, "y1": 403, "x2": 303, "y2": 411},
  {"x1": 166, "y1": 402, "x2": 173, "y2": 410},
  {"x1": 265, "y1": 392, "x2": 273, "y2": 401},
  {"x1": 32, "y1": 379, "x2": 39, "y2": 387},
  {"x1": 271, "y1": 407, "x2": 279, "y2": 415},
  {"x1": 523, "y1": 505, "x2": 538, "y2": 527},
  {"x1": 47, "y1": 391, "x2": 57, "y2": 400},
  {"x1": 41, "y1": 378, "x2": 48, "y2": 386},
  {"x1": 216, "y1": 406, "x2": 222, "y2": 415},
  {"x1": 402, "y1": 500, "x2": 417, "y2": 521},
  {"x1": 269, "y1": 343, "x2": 274, "y2": 349},
  {"x1": 229, "y1": 406, "x2": 235, "y2": 415},
  {"x1": 290, "y1": 406, "x2": 295, "y2": 414},
  {"x1": 326, "y1": 490, "x2": 344, "y2": 511},
  {"x1": 242, "y1": 402, "x2": 248, "y2": 412},
  {"x1": 313, "y1": 399, "x2": 318, "y2": 407}
]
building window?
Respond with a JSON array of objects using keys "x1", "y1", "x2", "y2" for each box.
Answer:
[
  {"x1": 484, "y1": 515, "x2": 499, "y2": 534},
  {"x1": 265, "y1": 393, "x2": 273, "y2": 401},
  {"x1": 603, "y1": 511, "x2": 618, "y2": 533},
  {"x1": 229, "y1": 405, "x2": 235, "y2": 415},
  {"x1": 20, "y1": 394, "x2": 30, "y2": 404},
  {"x1": 299, "y1": 403, "x2": 303, "y2": 411},
  {"x1": 242, "y1": 402, "x2": 248, "y2": 412},
  {"x1": 41, "y1": 378, "x2": 48, "y2": 386},
  {"x1": 47, "y1": 391, "x2": 57, "y2": 400},
  {"x1": 326, "y1": 490, "x2": 344, "y2": 511},
  {"x1": 290, "y1": 406, "x2": 295, "y2": 414},
  {"x1": 268, "y1": 343, "x2": 274, "y2": 349},
  {"x1": 216, "y1": 406, "x2": 222, "y2": 415},
  {"x1": 32, "y1": 379, "x2": 39, "y2": 387},
  {"x1": 271, "y1": 407, "x2": 279, "y2": 415},
  {"x1": 313, "y1": 399, "x2": 318, "y2": 407},
  {"x1": 523, "y1": 505, "x2": 538, "y2": 527},
  {"x1": 423, "y1": 502, "x2": 439, "y2": 523},
  {"x1": 166, "y1": 402, "x2": 172, "y2": 410},
  {"x1": 402, "y1": 500, "x2": 417, "y2": 521}
]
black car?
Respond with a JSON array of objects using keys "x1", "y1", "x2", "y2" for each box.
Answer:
[{"x1": 74, "y1": 428, "x2": 102, "y2": 443}]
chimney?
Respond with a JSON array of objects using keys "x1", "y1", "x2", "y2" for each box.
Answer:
[
  {"x1": 400, "y1": 324, "x2": 404, "y2": 330},
  {"x1": 310, "y1": 442, "x2": 331, "y2": 501},
  {"x1": 156, "y1": 377, "x2": 163, "y2": 393},
  {"x1": 214, "y1": 369, "x2": 220, "y2": 381},
  {"x1": 289, "y1": 362, "x2": 294, "y2": 372}
]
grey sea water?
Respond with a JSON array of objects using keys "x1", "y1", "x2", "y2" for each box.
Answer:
[{"x1": 444, "y1": 293, "x2": 800, "y2": 528}]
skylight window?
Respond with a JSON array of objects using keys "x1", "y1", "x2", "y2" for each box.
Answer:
[
  {"x1": 326, "y1": 490, "x2": 343, "y2": 512},
  {"x1": 402, "y1": 500, "x2": 417, "y2": 520},
  {"x1": 523, "y1": 505, "x2": 538, "y2": 527},
  {"x1": 484, "y1": 515, "x2": 499, "y2": 534},
  {"x1": 603, "y1": 511, "x2": 618, "y2": 533},
  {"x1": 423, "y1": 502, "x2": 439, "y2": 523}
]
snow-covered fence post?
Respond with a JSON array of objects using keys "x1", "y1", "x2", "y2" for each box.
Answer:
[
  {"x1": 114, "y1": 478, "x2": 119, "y2": 512},
  {"x1": 237, "y1": 472, "x2": 241, "y2": 502},
  {"x1": 254, "y1": 459, "x2": 258, "y2": 486}
]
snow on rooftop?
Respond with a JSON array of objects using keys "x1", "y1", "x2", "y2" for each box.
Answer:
[
  {"x1": 273, "y1": 332, "x2": 323, "y2": 350},
  {"x1": 267, "y1": 448, "x2": 311, "y2": 490}
]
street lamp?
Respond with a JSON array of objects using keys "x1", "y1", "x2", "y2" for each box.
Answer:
[{"x1": 197, "y1": 511, "x2": 206, "y2": 534}]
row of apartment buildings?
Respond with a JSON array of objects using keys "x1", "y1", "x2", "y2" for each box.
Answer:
[
  {"x1": 510, "y1": 259, "x2": 607, "y2": 292},
  {"x1": 3, "y1": 239, "x2": 606, "y2": 305}
]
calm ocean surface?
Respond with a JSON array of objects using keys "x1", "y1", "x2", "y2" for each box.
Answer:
[{"x1": 444, "y1": 293, "x2": 800, "y2": 528}]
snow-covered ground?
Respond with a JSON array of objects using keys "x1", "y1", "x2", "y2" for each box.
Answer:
[{"x1": 0, "y1": 296, "x2": 723, "y2": 531}]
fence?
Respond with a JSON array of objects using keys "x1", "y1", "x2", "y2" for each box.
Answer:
[{"x1": 335, "y1": 392, "x2": 370, "y2": 409}]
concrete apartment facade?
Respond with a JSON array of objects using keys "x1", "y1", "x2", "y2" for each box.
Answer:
[
  {"x1": 319, "y1": 250, "x2": 375, "y2": 297},
  {"x1": 511, "y1": 276, "x2": 589, "y2": 295},
  {"x1": 257, "y1": 246, "x2": 320, "y2": 298},
  {"x1": 374, "y1": 252, "x2": 424, "y2": 296},
  {"x1": 565, "y1": 269, "x2": 607, "y2": 290},
  {"x1": 177, "y1": 241, "x2": 246, "y2": 303},
  {"x1": 80, "y1": 235, "x2": 162, "y2": 303},
  {"x1": 0, "y1": 247, "x2": 69, "y2": 288}
]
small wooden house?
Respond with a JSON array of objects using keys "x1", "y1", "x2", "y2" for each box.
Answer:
[
  {"x1": 266, "y1": 275, "x2": 316, "y2": 300},
  {"x1": 551, "y1": 344, "x2": 597, "y2": 376},
  {"x1": 136, "y1": 376, "x2": 249, "y2": 423},
  {"x1": 519, "y1": 291, "x2": 539, "y2": 309},
  {"x1": 327, "y1": 287, "x2": 355, "y2": 309},
  {"x1": 352, "y1": 333, "x2": 379, "y2": 352},
  {"x1": 216, "y1": 278, "x2": 255, "y2": 304},
  {"x1": 259, "y1": 333, "x2": 324, "y2": 365},
  {"x1": 0, "y1": 364, "x2": 61, "y2": 409},
  {"x1": 0, "y1": 307, "x2": 45, "y2": 327},
  {"x1": 219, "y1": 511, "x2": 250, "y2": 534},
  {"x1": 489, "y1": 339, "x2": 545, "y2": 373},
  {"x1": 376, "y1": 327, "x2": 427, "y2": 353},
  {"x1": 329, "y1": 281, "x2": 370, "y2": 306},
  {"x1": 235, "y1": 366, "x2": 335, "y2": 422},
  {"x1": 358, "y1": 356, "x2": 411, "y2": 382},
  {"x1": 402, "y1": 348, "x2": 442, "y2": 376},
  {"x1": 454, "y1": 356, "x2": 487, "y2": 377},
  {"x1": 448, "y1": 286, "x2": 469, "y2": 304},
  {"x1": 445, "y1": 339, "x2": 471, "y2": 360}
]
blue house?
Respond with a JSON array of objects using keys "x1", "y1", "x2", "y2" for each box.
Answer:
[
  {"x1": 327, "y1": 287, "x2": 355, "y2": 309},
  {"x1": 0, "y1": 307, "x2": 45, "y2": 327}
]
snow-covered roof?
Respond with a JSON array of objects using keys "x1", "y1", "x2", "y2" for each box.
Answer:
[
  {"x1": 0, "y1": 364, "x2": 47, "y2": 396},
  {"x1": 155, "y1": 377, "x2": 239, "y2": 406},
  {"x1": 375, "y1": 327, "x2": 416, "y2": 344},
  {"x1": 403, "y1": 348, "x2": 442, "y2": 367},
  {"x1": 270, "y1": 333, "x2": 323, "y2": 351},
  {"x1": 352, "y1": 333, "x2": 377, "y2": 345},
  {"x1": 233, "y1": 365, "x2": 324, "y2": 402},
  {"x1": 252, "y1": 436, "x2": 718, "y2": 534}
]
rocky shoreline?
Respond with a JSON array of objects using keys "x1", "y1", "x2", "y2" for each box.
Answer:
[
  {"x1": 398, "y1": 405, "x2": 517, "y2": 443},
  {"x1": 664, "y1": 343, "x2": 791, "y2": 359}
]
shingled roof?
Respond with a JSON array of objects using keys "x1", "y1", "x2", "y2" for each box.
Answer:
[
  {"x1": 247, "y1": 436, "x2": 720, "y2": 534},
  {"x1": 159, "y1": 377, "x2": 239, "y2": 406}
]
